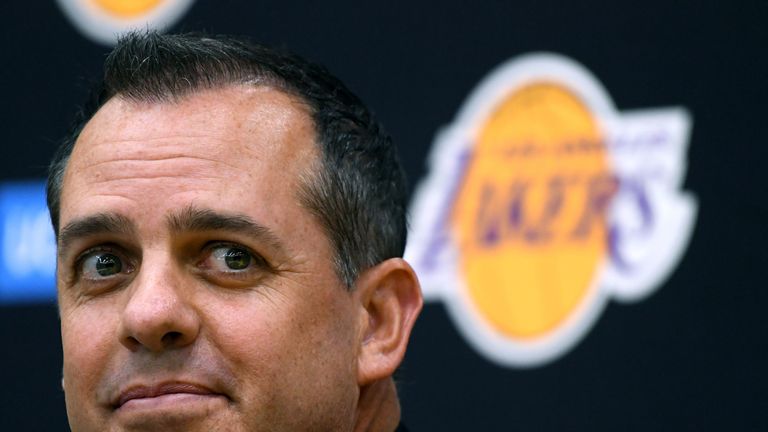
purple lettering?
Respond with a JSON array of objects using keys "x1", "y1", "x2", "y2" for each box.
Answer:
[
  {"x1": 523, "y1": 176, "x2": 566, "y2": 244},
  {"x1": 608, "y1": 177, "x2": 653, "y2": 272},
  {"x1": 570, "y1": 174, "x2": 618, "y2": 239}
]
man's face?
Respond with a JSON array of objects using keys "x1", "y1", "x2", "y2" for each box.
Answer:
[{"x1": 57, "y1": 86, "x2": 364, "y2": 431}]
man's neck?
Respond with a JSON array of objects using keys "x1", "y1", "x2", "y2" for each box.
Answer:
[{"x1": 354, "y1": 379, "x2": 401, "y2": 432}]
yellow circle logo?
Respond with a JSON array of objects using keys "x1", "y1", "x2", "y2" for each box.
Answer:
[
  {"x1": 454, "y1": 83, "x2": 613, "y2": 339},
  {"x1": 407, "y1": 53, "x2": 696, "y2": 367},
  {"x1": 92, "y1": 0, "x2": 163, "y2": 18},
  {"x1": 57, "y1": 0, "x2": 195, "y2": 45}
]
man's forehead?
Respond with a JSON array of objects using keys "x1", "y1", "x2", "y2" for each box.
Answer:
[
  {"x1": 76, "y1": 85, "x2": 315, "y2": 151},
  {"x1": 59, "y1": 84, "x2": 322, "y2": 233},
  {"x1": 63, "y1": 85, "x2": 320, "y2": 192}
]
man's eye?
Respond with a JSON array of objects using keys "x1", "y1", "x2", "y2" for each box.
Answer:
[
  {"x1": 211, "y1": 246, "x2": 254, "y2": 271},
  {"x1": 81, "y1": 252, "x2": 124, "y2": 279}
]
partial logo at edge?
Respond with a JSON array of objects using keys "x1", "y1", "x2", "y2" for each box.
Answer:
[{"x1": 57, "y1": 0, "x2": 195, "y2": 45}]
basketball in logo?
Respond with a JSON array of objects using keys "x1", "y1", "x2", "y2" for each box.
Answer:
[
  {"x1": 407, "y1": 53, "x2": 696, "y2": 367},
  {"x1": 57, "y1": 0, "x2": 195, "y2": 45}
]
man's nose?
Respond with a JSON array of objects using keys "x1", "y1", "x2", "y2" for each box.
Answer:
[{"x1": 118, "y1": 259, "x2": 200, "y2": 353}]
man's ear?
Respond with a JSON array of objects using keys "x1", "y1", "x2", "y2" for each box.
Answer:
[{"x1": 354, "y1": 258, "x2": 423, "y2": 385}]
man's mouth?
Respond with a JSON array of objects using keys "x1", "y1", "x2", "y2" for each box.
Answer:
[{"x1": 114, "y1": 382, "x2": 226, "y2": 410}]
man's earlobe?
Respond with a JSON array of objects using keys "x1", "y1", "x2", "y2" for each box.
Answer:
[{"x1": 355, "y1": 258, "x2": 423, "y2": 385}]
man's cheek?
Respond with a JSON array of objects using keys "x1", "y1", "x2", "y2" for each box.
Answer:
[
  {"x1": 62, "y1": 312, "x2": 112, "y2": 394},
  {"x1": 62, "y1": 339, "x2": 103, "y2": 431}
]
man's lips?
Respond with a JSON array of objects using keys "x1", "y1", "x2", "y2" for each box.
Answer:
[{"x1": 113, "y1": 382, "x2": 224, "y2": 409}]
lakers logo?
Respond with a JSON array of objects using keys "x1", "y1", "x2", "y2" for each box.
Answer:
[
  {"x1": 57, "y1": 0, "x2": 195, "y2": 45},
  {"x1": 406, "y1": 53, "x2": 696, "y2": 367}
]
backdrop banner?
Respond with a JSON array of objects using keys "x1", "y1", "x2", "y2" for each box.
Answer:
[{"x1": 1, "y1": 2, "x2": 765, "y2": 430}]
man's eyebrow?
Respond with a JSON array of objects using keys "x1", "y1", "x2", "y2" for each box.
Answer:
[
  {"x1": 167, "y1": 206, "x2": 286, "y2": 253},
  {"x1": 58, "y1": 213, "x2": 136, "y2": 256}
]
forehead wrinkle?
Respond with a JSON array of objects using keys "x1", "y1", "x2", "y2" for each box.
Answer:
[
  {"x1": 72, "y1": 142, "x2": 247, "y2": 170},
  {"x1": 79, "y1": 156, "x2": 237, "y2": 180},
  {"x1": 57, "y1": 212, "x2": 136, "y2": 257},
  {"x1": 68, "y1": 155, "x2": 250, "y2": 188}
]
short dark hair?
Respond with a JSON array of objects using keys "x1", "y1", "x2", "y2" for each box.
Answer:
[{"x1": 47, "y1": 31, "x2": 408, "y2": 288}]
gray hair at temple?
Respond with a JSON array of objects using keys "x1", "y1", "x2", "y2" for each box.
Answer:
[{"x1": 46, "y1": 31, "x2": 408, "y2": 288}]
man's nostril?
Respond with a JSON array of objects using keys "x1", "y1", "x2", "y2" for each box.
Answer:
[{"x1": 162, "y1": 331, "x2": 183, "y2": 345}]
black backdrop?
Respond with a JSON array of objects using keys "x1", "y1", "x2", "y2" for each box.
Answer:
[{"x1": 1, "y1": 1, "x2": 766, "y2": 430}]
